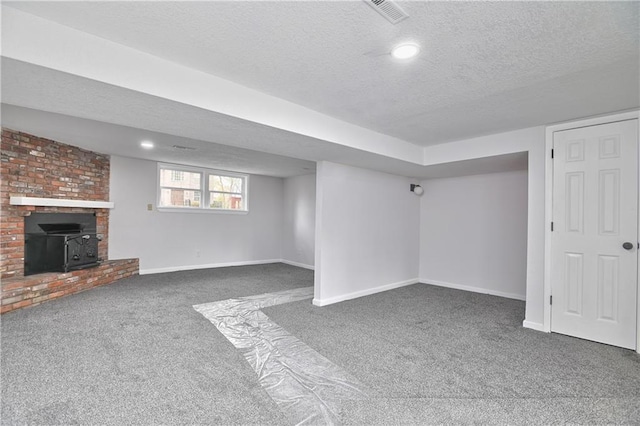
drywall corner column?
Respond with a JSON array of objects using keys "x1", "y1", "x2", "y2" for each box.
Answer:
[
  {"x1": 282, "y1": 174, "x2": 316, "y2": 269},
  {"x1": 313, "y1": 161, "x2": 420, "y2": 306},
  {"x1": 525, "y1": 137, "x2": 547, "y2": 331},
  {"x1": 313, "y1": 164, "x2": 325, "y2": 303}
]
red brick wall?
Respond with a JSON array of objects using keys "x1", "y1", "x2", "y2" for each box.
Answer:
[{"x1": 1, "y1": 128, "x2": 111, "y2": 279}]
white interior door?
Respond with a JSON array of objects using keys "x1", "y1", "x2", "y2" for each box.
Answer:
[{"x1": 551, "y1": 119, "x2": 638, "y2": 350}]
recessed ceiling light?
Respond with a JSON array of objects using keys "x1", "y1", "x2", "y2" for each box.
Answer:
[
  {"x1": 140, "y1": 141, "x2": 154, "y2": 149},
  {"x1": 391, "y1": 43, "x2": 420, "y2": 60}
]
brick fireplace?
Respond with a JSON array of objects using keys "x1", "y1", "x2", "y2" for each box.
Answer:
[{"x1": 1, "y1": 128, "x2": 138, "y2": 313}]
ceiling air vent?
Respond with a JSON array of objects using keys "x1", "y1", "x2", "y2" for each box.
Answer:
[
  {"x1": 363, "y1": 0, "x2": 409, "y2": 25},
  {"x1": 172, "y1": 145, "x2": 196, "y2": 151}
]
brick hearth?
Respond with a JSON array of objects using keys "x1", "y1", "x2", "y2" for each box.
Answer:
[{"x1": 1, "y1": 259, "x2": 139, "y2": 314}]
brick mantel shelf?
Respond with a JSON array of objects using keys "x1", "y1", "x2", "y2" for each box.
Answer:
[{"x1": 10, "y1": 196, "x2": 115, "y2": 209}]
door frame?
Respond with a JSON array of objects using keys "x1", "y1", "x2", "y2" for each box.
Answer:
[{"x1": 543, "y1": 109, "x2": 640, "y2": 353}]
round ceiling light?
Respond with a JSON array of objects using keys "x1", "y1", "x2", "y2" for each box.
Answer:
[
  {"x1": 391, "y1": 43, "x2": 420, "y2": 60},
  {"x1": 140, "y1": 141, "x2": 154, "y2": 149}
]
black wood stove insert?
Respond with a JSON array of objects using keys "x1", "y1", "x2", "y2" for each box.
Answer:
[{"x1": 24, "y1": 213, "x2": 102, "y2": 276}]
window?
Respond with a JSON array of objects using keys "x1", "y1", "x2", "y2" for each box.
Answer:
[
  {"x1": 158, "y1": 164, "x2": 248, "y2": 212},
  {"x1": 209, "y1": 175, "x2": 244, "y2": 210}
]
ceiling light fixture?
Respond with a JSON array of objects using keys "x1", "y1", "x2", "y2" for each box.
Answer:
[
  {"x1": 140, "y1": 141, "x2": 154, "y2": 149},
  {"x1": 391, "y1": 43, "x2": 420, "y2": 60}
]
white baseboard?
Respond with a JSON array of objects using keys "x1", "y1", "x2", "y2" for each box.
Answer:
[
  {"x1": 522, "y1": 320, "x2": 546, "y2": 332},
  {"x1": 280, "y1": 259, "x2": 315, "y2": 270},
  {"x1": 312, "y1": 278, "x2": 419, "y2": 307},
  {"x1": 420, "y1": 278, "x2": 526, "y2": 301},
  {"x1": 139, "y1": 259, "x2": 282, "y2": 275}
]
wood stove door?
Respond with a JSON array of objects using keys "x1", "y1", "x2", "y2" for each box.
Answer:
[{"x1": 65, "y1": 235, "x2": 99, "y2": 272}]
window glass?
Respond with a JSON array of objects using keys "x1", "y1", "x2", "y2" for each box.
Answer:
[
  {"x1": 160, "y1": 169, "x2": 201, "y2": 189},
  {"x1": 209, "y1": 175, "x2": 243, "y2": 193},
  {"x1": 159, "y1": 169, "x2": 202, "y2": 208},
  {"x1": 160, "y1": 188, "x2": 203, "y2": 208},
  {"x1": 209, "y1": 192, "x2": 243, "y2": 210}
]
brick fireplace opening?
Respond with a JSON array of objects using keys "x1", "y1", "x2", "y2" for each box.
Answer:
[{"x1": 1, "y1": 128, "x2": 139, "y2": 314}]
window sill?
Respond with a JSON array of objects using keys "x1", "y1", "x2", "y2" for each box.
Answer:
[{"x1": 156, "y1": 207, "x2": 249, "y2": 215}]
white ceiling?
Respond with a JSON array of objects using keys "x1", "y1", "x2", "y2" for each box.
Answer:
[
  {"x1": 1, "y1": 1, "x2": 638, "y2": 177},
  {"x1": 1, "y1": 104, "x2": 317, "y2": 178},
  {"x1": 2, "y1": 103, "x2": 527, "y2": 180}
]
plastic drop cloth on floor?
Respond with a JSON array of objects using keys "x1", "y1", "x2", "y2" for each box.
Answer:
[{"x1": 193, "y1": 286, "x2": 368, "y2": 425}]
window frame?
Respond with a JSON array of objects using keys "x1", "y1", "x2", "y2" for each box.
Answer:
[{"x1": 157, "y1": 163, "x2": 249, "y2": 214}]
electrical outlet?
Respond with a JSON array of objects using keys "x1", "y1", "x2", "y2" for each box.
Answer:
[{"x1": 147, "y1": 203, "x2": 153, "y2": 211}]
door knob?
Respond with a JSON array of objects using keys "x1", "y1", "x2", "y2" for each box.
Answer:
[{"x1": 622, "y1": 242, "x2": 634, "y2": 250}]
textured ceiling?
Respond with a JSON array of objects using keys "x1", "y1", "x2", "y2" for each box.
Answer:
[
  {"x1": 1, "y1": 105, "x2": 317, "y2": 179},
  {"x1": 1, "y1": 1, "x2": 638, "y2": 178},
  {"x1": 2, "y1": 104, "x2": 527, "y2": 180},
  {"x1": 1, "y1": 60, "x2": 426, "y2": 178},
  {"x1": 5, "y1": 1, "x2": 638, "y2": 146}
]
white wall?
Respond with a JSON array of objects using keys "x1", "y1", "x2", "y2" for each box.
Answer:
[
  {"x1": 422, "y1": 126, "x2": 546, "y2": 330},
  {"x1": 109, "y1": 155, "x2": 284, "y2": 274},
  {"x1": 314, "y1": 161, "x2": 420, "y2": 305},
  {"x1": 419, "y1": 170, "x2": 528, "y2": 300},
  {"x1": 282, "y1": 174, "x2": 316, "y2": 269}
]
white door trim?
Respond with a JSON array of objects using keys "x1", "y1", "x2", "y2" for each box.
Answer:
[{"x1": 544, "y1": 109, "x2": 640, "y2": 353}]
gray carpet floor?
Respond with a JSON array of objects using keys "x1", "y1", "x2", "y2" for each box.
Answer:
[
  {"x1": 2, "y1": 263, "x2": 639, "y2": 425},
  {"x1": 263, "y1": 282, "x2": 640, "y2": 424}
]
